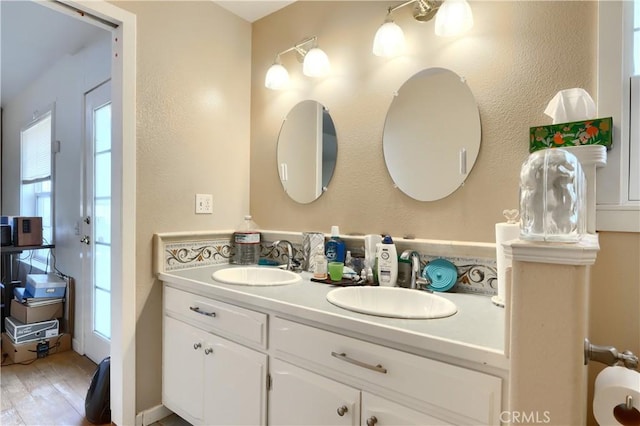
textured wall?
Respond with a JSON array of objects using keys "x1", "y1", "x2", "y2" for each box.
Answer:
[
  {"x1": 250, "y1": 1, "x2": 595, "y2": 242},
  {"x1": 250, "y1": 2, "x2": 639, "y2": 423},
  {"x1": 113, "y1": 0, "x2": 252, "y2": 412}
]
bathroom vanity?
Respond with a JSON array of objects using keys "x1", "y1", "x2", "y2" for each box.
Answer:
[{"x1": 158, "y1": 258, "x2": 508, "y2": 426}]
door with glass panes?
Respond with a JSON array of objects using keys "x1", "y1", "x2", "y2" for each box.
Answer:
[{"x1": 83, "y1": 80, "x2": 112, "y2": 363}]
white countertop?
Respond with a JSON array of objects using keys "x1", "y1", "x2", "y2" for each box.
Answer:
[{"x1": 159, "y1": 264, "x2": 509, "y2": 371}]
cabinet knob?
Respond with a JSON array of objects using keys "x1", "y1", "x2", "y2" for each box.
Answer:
[
  {"x1": 336, "y1": 406, "x2": 348, "y2": 417},
  {"x1": 366, "y1": 416, "x2": 378, "y2": 426},
  {"x1": 204, "y1": 348, "x2": 213, "y2": 355},
  {"x1": 193, "y1": 342, "x2": 202, "y2": 350}
]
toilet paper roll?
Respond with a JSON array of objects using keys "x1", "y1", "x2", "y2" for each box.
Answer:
[
  {"x1": 594, "y1": 366, "x2": 640, "y2": 425},
  {"x1": 495, "y1": 222, "x2": 519, "y2": 307}
]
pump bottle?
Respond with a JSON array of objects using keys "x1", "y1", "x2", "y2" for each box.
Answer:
[{"x1": 376, "y1": 235, "x2": 398, "y2": 287}]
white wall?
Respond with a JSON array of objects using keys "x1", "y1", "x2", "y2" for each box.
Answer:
[{"x1": 1, "y1": 34, "x2": 111, "y2": 344}]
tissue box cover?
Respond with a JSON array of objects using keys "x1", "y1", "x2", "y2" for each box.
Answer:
[
  {"x1": 26, "y1": 274, "x2": 66, "y2": 299},
  {"x1": 529, "y1": 117, "x2": 612, "y2": 152}
]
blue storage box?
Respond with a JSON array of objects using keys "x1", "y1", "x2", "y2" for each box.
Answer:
[
  {"x1": 13, "y1": 287, "x2": 34, "y2": 303},
  {"x1": 25, "y1": 274, "x2": 66, "y2": 299}
]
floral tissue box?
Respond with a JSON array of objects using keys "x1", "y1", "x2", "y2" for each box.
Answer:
[{"x1": 529, "y1": 117, "x2": 613, "y2": 153}]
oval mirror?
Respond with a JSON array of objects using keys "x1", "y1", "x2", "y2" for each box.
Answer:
[
  {"x1": 277, "y1": 100, "x2": 338, "y2": 204},
  {"x1": 383, "y1": 68, "x2": 481, "y2": 201}
]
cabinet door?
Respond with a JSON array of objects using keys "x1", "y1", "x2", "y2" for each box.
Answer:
[
  {"x1": 163, "y1": 316, "x2": 205, "y2": 422},
  {"x1": 361, "y1": 393, "x2": 453, "y2": 426},
  {"x1": 203, "y1": 334, "x2": 267, "y2": 425},
  {"x1": 269, "y1": 359, "x2": 360, "y2": 426}
]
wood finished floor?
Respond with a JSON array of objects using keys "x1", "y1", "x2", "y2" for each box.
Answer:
[
  {"x1": 1, "y1": 349, "x2": 106, "y2": 426},
  {"x1": 1, "y1": 349, "x2": 189, "y2": 426}
]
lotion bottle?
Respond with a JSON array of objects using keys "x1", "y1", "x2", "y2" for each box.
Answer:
[
  {"x1": 313, "y1": 253, "x2": 328, "y2": 279},
  {"x1": 376, "y1": 235, "x2": 398, "y2": 287}
]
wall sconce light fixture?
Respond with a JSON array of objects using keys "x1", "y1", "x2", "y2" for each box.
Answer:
[
  {"x1": 265, "y1": 36, "x2": 331, "y2": 90},
  {"x1": 373, "y1": 0, "x2": 474, "y2": 57}
]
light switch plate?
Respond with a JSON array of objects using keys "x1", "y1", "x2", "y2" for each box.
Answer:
[{"x1": 195, "y1": 194, "x2": 213, "y2": 214}]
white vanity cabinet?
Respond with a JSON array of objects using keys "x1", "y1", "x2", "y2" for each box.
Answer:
[
  {"x1": 161, "y1": 283, "x2": 503, "y2": 426},
  {"x1": 269, "y1": 358, "x2": 360, "y2": 426},
  {"x1": 162, "y1": 286, "x2": 268, "y2": 426},
  {"x1": 269, "y1": 358, "x2": 450, "y2": 426},
  {"x1": 271, "y1": 317, "x2": 502, "y2": 425},
  {"x1": 361, "y1": 392, "x2": 452, "y2": 426}
]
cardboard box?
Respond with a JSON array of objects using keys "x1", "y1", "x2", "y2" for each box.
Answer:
[
  {"x1": 4, "y1": 317, "x2": 59, "y2": 344},
  {"x1": 1, "y1": 332, "x2": 71, "y2": 364},
  {"x1": 10, "y1": 299, "x2": 63, "y2": 324},
  {"x1": 529, "y1": 117, "x2": 613, "y2": 153},
  {"x1": 12, "y1": 216, "x2": 43, "y2": 246},
  {"x1": 26, "y1": 274, "x2": 66, "y2": 299}
]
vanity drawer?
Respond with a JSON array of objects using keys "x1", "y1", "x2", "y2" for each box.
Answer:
[
  {"x1": 164, "y1": 286, "x2": 267, "y2": 349},
  {"x1": 271, "y1": 317, "x2": 501, "y2": 425}
]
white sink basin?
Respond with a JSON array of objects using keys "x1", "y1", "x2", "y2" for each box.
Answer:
[
  {"x1": 326, "y1": 287, "x2": 457, "y2": 319},
  {"x1": 212, "y1": 267, "x2": 301, "y2": 286}
]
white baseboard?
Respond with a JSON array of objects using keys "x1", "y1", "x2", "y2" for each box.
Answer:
[{"x1": 135, "y1": 404, "x2": 173, "y2": 426}]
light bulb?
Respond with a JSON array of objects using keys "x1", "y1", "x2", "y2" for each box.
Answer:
[
  {"x1": 435, "y1": 0, "x2": 474, "y2": 37},
  {"x1": 303, "y1": 47, "x2": 331, "y2": 77},
  {"x1": 265, "y1": 63, "x2": 289, "y2": 90},
  {"x1": 373, "y1": 20, "x2": 406, "y2": 57}
]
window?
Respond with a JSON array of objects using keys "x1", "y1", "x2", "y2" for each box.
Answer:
[
  {"x1": 629, "y1": 2, "x2": 640, "y2": 201},
  {"x1": 595, "y1": 0, "x2": 640, "y2": 232},
  {"x1": 20, "y1": 110, "x2": 53, "y2": 265}
]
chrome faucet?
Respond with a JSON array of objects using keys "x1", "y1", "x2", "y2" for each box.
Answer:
[
  {"x1": 271, "y1": 240, "x2": 298, "y2": 271},
  {"x1": 400, "y1": 250, "x2": 425, "y2": 289}
]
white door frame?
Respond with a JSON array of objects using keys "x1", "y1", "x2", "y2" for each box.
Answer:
[{"x1": 40, "y1": 2, "x2": 137, "y2": 424}]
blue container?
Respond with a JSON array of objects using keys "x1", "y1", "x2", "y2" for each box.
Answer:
[{"x1": 26, "y1": 274, "x2": 66, "y2": 299}]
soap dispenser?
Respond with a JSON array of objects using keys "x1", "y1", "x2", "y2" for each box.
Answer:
[{"x1": 376, "y1": 235, "x2": 398, "y2": 287}]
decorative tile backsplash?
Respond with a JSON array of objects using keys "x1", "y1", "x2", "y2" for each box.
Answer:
[
  {"x1": 261, "y1": 238, "x2": 497, "y2": 296},
  {"x1": 423, "y1": 255, "x2": 497, "y2": 296},
  {"x1": 164, "y1": 239, "x2": 232, "y2": 271},
  {"x1": 159, "y1": 232, "x2": 498, "y2": 296}
]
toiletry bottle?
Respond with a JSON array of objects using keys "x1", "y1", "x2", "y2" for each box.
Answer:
[
  {"x1": 232, "y1": 215, "x2": 261, "y2": 265},
  {"x1": 376, "y1": 235, "x2": 398, "y2": 287},
  {"x1": 325, "y1": 226, "x2": 346, "y2": 263},
  {"x1": 313, "y1": 253, "x2": 327, "y2": 279},
  {"x1": 345, "y1": 250, "x2": 353, "y2": 270}
]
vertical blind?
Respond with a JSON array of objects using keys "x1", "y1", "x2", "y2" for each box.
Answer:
[{"x1": 21, "y1": 113, "x2": 52, "y2": 184}]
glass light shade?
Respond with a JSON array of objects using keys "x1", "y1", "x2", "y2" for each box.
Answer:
[
  {"x1": 265, "y1": 63, "x2": 289, "y2": 90},
  {"x1": 435, "y1": 0, "x2": 474, "y2": 37},
  {"x1": 373, "y1": 21, "x2": 406, "y2": 57},
  {"x1": 303, "y1": 47, "x2": 331, "y2": 77}
]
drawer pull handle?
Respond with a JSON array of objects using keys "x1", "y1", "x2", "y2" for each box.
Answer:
[
  {"x1": 336, "y1": 406, "x2": 348, "y2": 416},
  {"x1": 189, "y1": 306, "x2": 216, "y2": 317},
  {"x1": 204, "y1": 348, "x2": 213, "y2": 355},
  {"x1": 331, "y1": 352, "x2": 388, "y2": 374},
  {"x1": 193, "y1": 342, "x2": 202, "y2": 350},
  {"x1": 366, "y1": 416, "x2": 378, "y2": 426}
]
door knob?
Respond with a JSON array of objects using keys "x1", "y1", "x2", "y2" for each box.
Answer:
[
  {"x1": 84, "y1": 216, "x2": 91, "y2": 225},
  {"x1": 366, "y1": 416, "x2": 378, "y2": 426},
  {"x1": 80, "y1": 235, "x2": 91, "y2": 245},
  {"x1": 193, "y1": 342, "x2": 202, "y2": 350},
  {"x1": 336, "y1": 406, "x2": 348, "y2": 416},
  {"x1": 204, "y1": 348, "x2": 213, "y2": 355}
]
